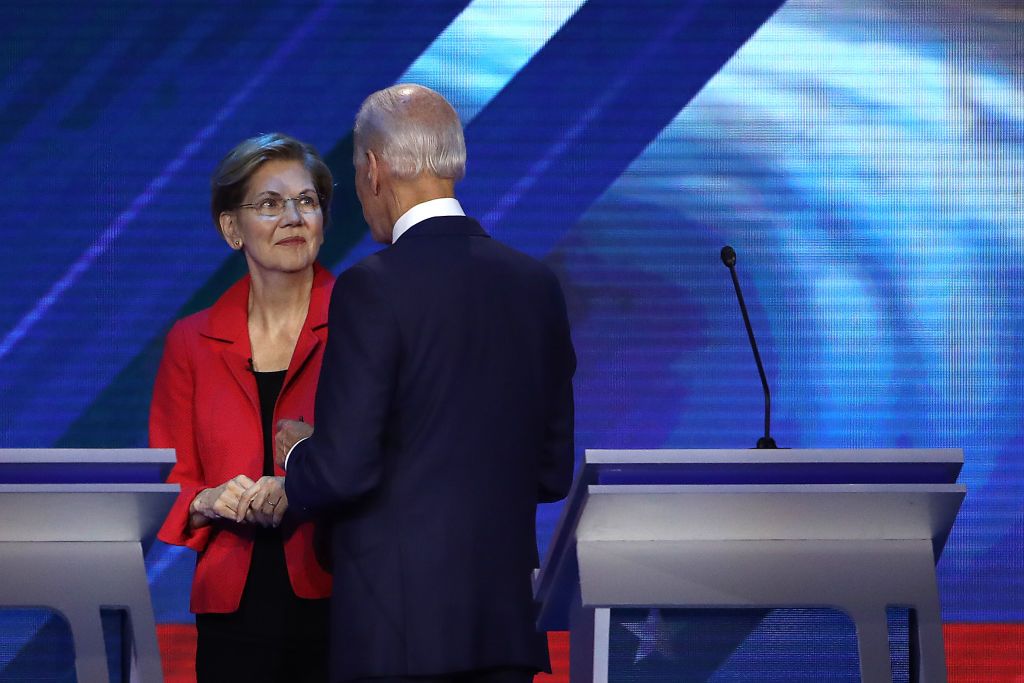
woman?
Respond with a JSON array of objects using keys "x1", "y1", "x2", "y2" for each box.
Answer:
[{"x1": 152, "y1": 133, "x2": 333, "y2": 681}]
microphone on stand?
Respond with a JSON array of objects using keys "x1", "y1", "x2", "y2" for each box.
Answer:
[{"x1": 720, "y1": 245, "x2": 778, "y2": 449}]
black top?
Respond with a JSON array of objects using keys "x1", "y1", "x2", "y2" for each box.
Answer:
[
  {"x1": 255, "y1": 369, "x2": 287, "y2": 476},
  {"x1": 196, "y1": 369, "x2": 327, "y2": 644}
]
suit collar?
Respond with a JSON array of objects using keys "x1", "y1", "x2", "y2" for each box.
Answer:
[
  {"x1": 198, "y1": 263, "x2": 333, "y2": 433},
  {"x1": 398, "y1": 215, "x2": 490, "y2": 240},
  {"x1": 200, "y1": 261, "x2": 332, "y2": 344}
]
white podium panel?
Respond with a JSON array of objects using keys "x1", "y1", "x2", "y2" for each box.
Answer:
[
  {"x1": 535, "y1": 449, "x2": 965, "y2": 683},
  {"x1": 0, "y1": 450, "x2": 177, "y2": 683}
]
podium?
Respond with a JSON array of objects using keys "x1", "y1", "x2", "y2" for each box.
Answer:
[
  {"x1": 0, "y1": 449, "x2": 178, "y2": 683},
  {"x1": 534, "y1": 449, "x2": 965, "y2": 683}
]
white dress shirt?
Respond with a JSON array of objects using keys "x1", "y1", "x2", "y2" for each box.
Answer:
[{"x1": 391, "y1": 197, "x2": 465, "y2": 242}]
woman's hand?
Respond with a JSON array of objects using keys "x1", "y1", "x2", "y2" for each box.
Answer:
[
  {"x1": 189, "y1": 474, "x2": 257, "y2": 527},
  {"x1": 237, "y1": 476, "x2": 289, "y2": 528}
]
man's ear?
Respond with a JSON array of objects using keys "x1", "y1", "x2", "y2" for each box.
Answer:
[
  {"x1": 219, "y1": 212, "x2": 243, "y2": 250},
  {"x1": 366, "y1": 150, "x2": 381, "y2": 196}
]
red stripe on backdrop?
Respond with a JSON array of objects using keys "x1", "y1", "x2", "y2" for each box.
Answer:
[
  {"x1": 536, "y1": 631, "x2": 570, "y2": 683},
  {"x1": 156, "y1": 625, "x2": 1022, "y2": 682},
  {"x1": 156, "y1": 624, "x2": 197, "y2": 683},
  {"x1": 945, "y1": 624, "x2": 1024, "y2": 682},
  {"x1": 156, "y1": 626, "x2": 569, "y2": 683}
]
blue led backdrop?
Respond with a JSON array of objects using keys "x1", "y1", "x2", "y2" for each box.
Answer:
[{"x1": 0, "y1": 0, "x2": 1022, "y2": 678}]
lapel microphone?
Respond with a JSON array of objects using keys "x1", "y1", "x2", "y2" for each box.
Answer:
[{"x1": 720, "y1": 245, "x2": 778, "y2": 449}]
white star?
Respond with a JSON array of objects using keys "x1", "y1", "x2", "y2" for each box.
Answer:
[{"x1": 620, "y1": 609, "x2": 676, "y2": 663}]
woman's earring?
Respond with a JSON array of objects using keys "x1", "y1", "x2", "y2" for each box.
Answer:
[{"x1": 234, "y1": 240, "x2": 241, "y2": 247}]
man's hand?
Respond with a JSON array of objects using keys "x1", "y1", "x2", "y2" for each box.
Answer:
[
  {"x1": 275, "y1": 418, "x2": 313, "y2": 469},
  {"x1": 189, "y1": 474, "x2": 257, "y2": 526},
  {"x1": 236, "y1": 476, "x2": 288, "y2": 528}
]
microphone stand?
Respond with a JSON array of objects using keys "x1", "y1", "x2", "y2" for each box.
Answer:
[{"x1": 721, "y1": 246, "x2": 777, "y2": 449}]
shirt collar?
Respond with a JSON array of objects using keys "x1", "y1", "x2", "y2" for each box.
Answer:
[{"x1": 392, "y1": 198, "x2": 466, "y2": 243}]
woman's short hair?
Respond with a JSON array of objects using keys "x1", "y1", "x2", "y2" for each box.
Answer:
[
  {"x1": 210, "y1": 133, "x2": 334, "y2": 233},
  {"x1": 353, "y1": 84, "x2": 466, "y2": 181}
]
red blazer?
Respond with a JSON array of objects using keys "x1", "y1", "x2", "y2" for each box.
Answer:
[{"x1": 153, "y1": 263, "x2": 334, "y2": 613}]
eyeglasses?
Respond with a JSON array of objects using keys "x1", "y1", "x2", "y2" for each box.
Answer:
[{"x1": 236, "y1": 193, "x2": 321, "y2": 218}]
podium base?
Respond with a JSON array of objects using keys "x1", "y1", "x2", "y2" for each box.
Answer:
[
  {"x1": 572, "y1": 539, "x2": 946, "y2": 683},
  {"x1": 0, "y1": 541, "x2": 163, "y2": 683}
]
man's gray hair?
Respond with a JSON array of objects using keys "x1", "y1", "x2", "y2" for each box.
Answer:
[{"x1": 353, "y1": 84, "x2": 466, "y2": 181}]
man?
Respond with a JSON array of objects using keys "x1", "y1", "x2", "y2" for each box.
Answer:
[{"x1": 269, "y1": 84, "x2": 576, "y2": 683}]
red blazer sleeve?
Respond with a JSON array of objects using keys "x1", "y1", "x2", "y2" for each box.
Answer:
[{"x1": 152, "y1": 320, "x2": 213, "y2": 552}]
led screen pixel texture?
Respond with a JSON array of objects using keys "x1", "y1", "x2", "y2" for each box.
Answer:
[{"x1": 0, "y1": 0, "x2": 1022, "y2": 676}]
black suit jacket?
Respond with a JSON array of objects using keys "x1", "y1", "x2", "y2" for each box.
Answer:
[{"x1": 286, "y1": 216, "x2": 576, "y2": 682}]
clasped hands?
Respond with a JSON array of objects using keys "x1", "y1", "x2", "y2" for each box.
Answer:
[
  {"x1": 190, "y1": 475, "x2": 288, "y2": 529},
  {"x1": 188, "y1": 418, "x2": 314, "y2": 530}
]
